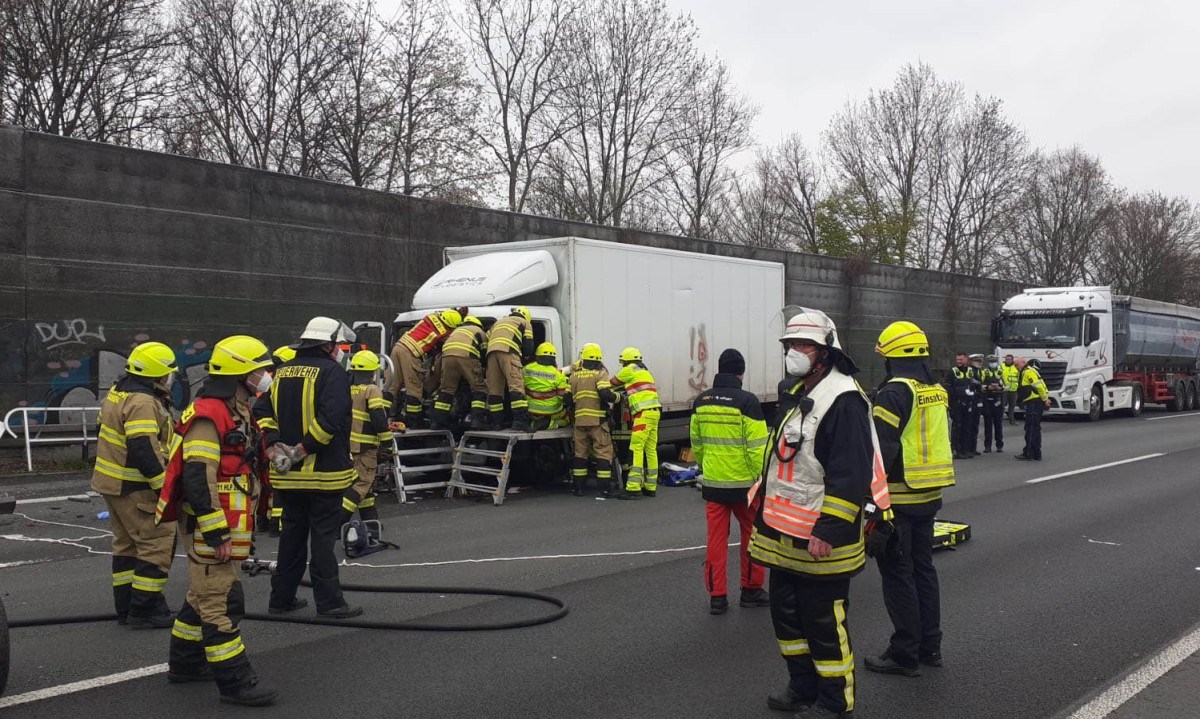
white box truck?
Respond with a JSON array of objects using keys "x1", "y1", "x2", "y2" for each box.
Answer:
[{"x1": 389, "y1": 236, "x2": 786, "y2": 442}]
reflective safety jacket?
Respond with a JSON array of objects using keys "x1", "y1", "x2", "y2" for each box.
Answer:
[
  {"x1": 350, "y1": 381, "x2": 391, "y2": 452},
  {"x1": 749, "y1": 370, "x2": 888, "y2": 579},
  {"x1": 567, "y1": 363, "x2": 612, "y2": 427},
  {"x1": 156, "y1": 391, "x2": 263, "y2": 562},
  {"x1": 980, "y1": 367, "x2": 1005, "y2": 403},
  {"x1": 1001, "y1": 363, "x2": 1020, "y2": 392},
  {"x1": 690, "y1": 373, "x2": 769, "y2": 502},
  {"x1": 945, "y1": 366, "x2": 979, "y2": 404},
  {"x1": 399, "y1": 312, "x2": 455, "y2": 357},
  {"x1": 258, "y1": 348, "x2": 356, "y2": 491},
  {"x1": 487, "y1": 315, "x2": 533, "y2": 356},
  {"x1": 611, "y1": 363, "x2": 661, "y2": 415},
  {"x1": 442, "y1": 324, "x2": 486, "y2": 360},
  {"x1": 524, "y1": 362, "x2": 568, "y2": 417},
  {"x1": 91, "y1": 375, "x2": 173, "y2": 495},
  {"x1": 872, "y1": 376, "x2": 956, "y2": 506},
  {"x1": 1020, "y1": 366, "x2": 1049, "y2": 403}
]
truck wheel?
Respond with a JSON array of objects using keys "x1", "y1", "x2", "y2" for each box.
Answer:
[
  {"x1": 1167, "y1": 382, "x2": 1184, "y2": 412},
  {"x1": 1188, "y1": 383, "x2": 1197, "y2": 411},
  {"x1": 0, "y1": 594, "x2": 9, "y2": 696},
  {"x1": 1127, "y1": 386, "x2": 1144, "y2": 417},
  {"x1": 1087, "y1": 386, "x2": 1103, "y2": 422}
]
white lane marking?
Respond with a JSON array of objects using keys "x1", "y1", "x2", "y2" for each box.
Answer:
[
  {"x1": 1085, "y1": 538, "x2": 1122, "y2": 547},
  {"x1": 16, "y1": 493, "x2": 99, "y2": 505},
  {"x1": 0, "y1": 558, "x2": 54, "y2": 568},
  {"x1": 1068, "y1": 623, "x2": 1200, "y2": 718},
  {"x1": 0, "y1": 664, "x2": 168, "y2": 709},
  {"x1": 342, "y1": 543, "x2": 723, "y2": 569},
  {"x1": 1144, "y1": 412, "x2": 1200, "y2": 422},
  {"x1": 1025, "y1": 454, "x2": 1164, "y2": 485}
]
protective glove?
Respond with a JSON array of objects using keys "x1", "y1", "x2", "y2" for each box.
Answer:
[
  {"x1": 865, "y1": 519, "x2": 895, "y2": 559},
  {"x1": 268, "y1": 443, "x2": 293, "y2": 475}
]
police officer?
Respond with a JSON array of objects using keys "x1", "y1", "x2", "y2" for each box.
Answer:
[
  {"x1": 751, "y1": 308, "x2": 880, "y2": 718},
  {"x1": 966, "y1": 354, "x2": 985, "y2": 455},
  {"x1": 866, "y1": 321, "x2": 956, "y2": 678},
  {"x1": 565, "y1": 344, "x2": 616, "y2": 496},
  {"x1": 611, "y1": 347, "x2": 662, "y2": 498},
  {"x1": 1015, "y1": 358, "x2": 1050, "y2": 461},
  {"x1": 343, "y1": 350, "x2": 392, "y2": 532},
  {"x1": 944, "y1": 353, "x2": 977, "y2": 460},
  {"x1": 160, "y1": 335, "x2": 276, "y2": 706},
  {"x1": 91, "y1": 341, "x2": 178, "y2": 628},
  {"x1": 486, "y1": 307, "x2": 535, "y2": 432},
  {"x1": 430, "y1": 315, "x2": 488, "y2": 430},
  {"x1": 980, "y1": 355, "x2": 1005, "y2": 453},
  {"x1": 257, "y1": 317, "x2": 362, "y2": 619},
  {"x1": 524, "y1": 342, "x2": 569, "y2": 430}
]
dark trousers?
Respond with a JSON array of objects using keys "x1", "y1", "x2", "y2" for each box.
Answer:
[
  {"x1": 950, "y1": 402, "x2": 974, "y2": 455},
  {"x1": 875, "y1": 501, "x2": 942, "y2": 669},
  {"x1": 1023, "y1": 400, "x2": 1044, "y2": 459},
  {"x1": 270, "y1": 490, "x2": 346, "y2": 612},
  {"x1": 982, "y1": 400, "x2": 1004, "y2": 449},
  {"x1": 769, "y1": 572, "x2": 856, "y2": 714},
  {"x1": 966, "y1": 402, "x2": 981, "y2": 452}
]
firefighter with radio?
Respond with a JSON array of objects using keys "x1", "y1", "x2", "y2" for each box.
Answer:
[
  {"x1": 91, "y1": 341, "x2": 178, "y2": 628},
  {"x1": 158, "y1": 335, "x2": 276, "y2": 706},
  {"x1": 430, "y1": 315, "x2": 488, "y2": 430},
  {"x1": 565, "y1": 343, "x2": 616, "y2": 496}
]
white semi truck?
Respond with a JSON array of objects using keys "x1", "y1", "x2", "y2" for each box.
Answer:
[{"x1": 993, "y1": 286, "x2": 1200, "y2": 419}]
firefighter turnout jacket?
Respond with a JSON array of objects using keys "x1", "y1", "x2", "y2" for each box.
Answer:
[
  {"x1": 400, "y1": 312, "x2": 457, "y2": 357},
  {"x1": 258, "y1": 347, "x2": 355, "y2": 491},
  {"x1": 442, "y1": 322, "x2": 486, "y2": 360},
  {"x1": 350, "y1": 382, "x2": 391, "y2": 452},
  {"x1": 567, "y1": 362, "x2": 613, "y2": 426},
  {"x1": 690, "y1": 373, "x2": 769, "y2": 503},
  {"x1": 871, "y1": 369, "x2": 957, "y2": 507},
  {"x1": 92, "y1": 375, "x2": 174, "y2": 494}
]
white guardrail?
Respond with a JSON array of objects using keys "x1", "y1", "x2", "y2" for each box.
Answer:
[{"x1": 2, "y1": 406, "x2": 101, "y2": 473}]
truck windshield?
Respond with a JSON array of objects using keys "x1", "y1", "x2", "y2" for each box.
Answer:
[{"x1": 997, "y1": 314, "x2": 1082, "y2": 348}]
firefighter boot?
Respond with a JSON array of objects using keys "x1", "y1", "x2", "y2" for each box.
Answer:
[
  {"x1": 220, "y1": 680, "x2": 278, "y2": 707},
  {"x1": 572, "y1": 477, "x2": 586, "y2": 497}
]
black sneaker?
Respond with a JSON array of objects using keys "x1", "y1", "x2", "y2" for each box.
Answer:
[
  {"x1": 641, "y1": 489, "x2": 657, "y2": 497},
  {"x1": 864, "y1": 653, "x2": 921, "y2": 677},
  {"x1": 317, "y1": 604, "x2": 364, "y2": 619},
  {"x1": 739, "y1": 588, "x2": 770, "y2": 608},
  {"x1": 709, "y1": 596, "x2": 729, "y2": 615},
  {"x1": 766, "y1": 684, "x2": 813, "y2": 712},
  {"x1": 796, "y1": 704, "x2": 853, "y2": 717},
  {"x1": 167, "y1": 667, "x2": 214, "y2": 683},
  {"x1": 1014, "y1": 454, "x2": 1031, "y2": 461},
  {"x1": 219, "y1": 682, "x2": 278, "y2": 707},
  {"x1": 983, "y1": 447, "x2": 992, "y2": 453},
  {"x1": 127, "y1": 612, "x2": 174, "y2": 629},
  {"x1": 616, "y1": 491, "x2": 642, "y2": 501},
  {"x1": 268, "y1": 598, "x2": 309, "y2": 614},
  {"x1": 920, "y1": 652, "x2": 944, "y2": 667}
]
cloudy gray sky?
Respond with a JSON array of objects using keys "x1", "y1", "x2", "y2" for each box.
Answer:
[{"x1": 671, "y1": 0, "x2": 1199, "y2": 200}]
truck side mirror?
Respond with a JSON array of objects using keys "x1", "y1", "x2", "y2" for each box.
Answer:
[
  {"x1": 1085, "y1": 315, "x2": 1100, "y2": 344},
  {"x1": 990, "y1": 317, "x2": 1001, "y2": 344}
]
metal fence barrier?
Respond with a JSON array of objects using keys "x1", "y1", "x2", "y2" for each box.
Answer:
[{"x1": 1, "y1": 406, "x2": 101, "y2": 473}]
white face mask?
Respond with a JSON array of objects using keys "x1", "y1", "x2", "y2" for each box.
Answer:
[
  {"x1": 785, "y1": 348, "x2": 812, "y2": 377},
  {"x1": 333, "y1": 347, "x2": 345, "y2": 365},
  {"x1": 246, "y1": 371, "x2": 272, "y2": 395}
]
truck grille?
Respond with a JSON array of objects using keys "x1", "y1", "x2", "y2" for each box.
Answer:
[{"x1": 1039, "y1": 361, "x2": 1068, "y2": 390}]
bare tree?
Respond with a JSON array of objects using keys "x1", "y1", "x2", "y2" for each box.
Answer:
[
  {"x1": 825, "y1": 62, "x2": 960, "y2": 265},
  {"x1": 657, "y1": 58, "x2": 756, "y2": 239},
  {"x1": 1095, "y1": 193, "x2": 1199, "y2": 302},
  {"x1": 720, "y1": 134, "x2": 823, "y2": 251},
  {"x1": 720, "y1": 158, "x2": 790, "y2": 250},
  {"x1": 461, "y1": 0, "x2": 578, "y2": 212},
  {"x1": 530, "y1": 0, "x2": 701, "y2": 227},
  {"x1": 0, "y1": 0, "x2": 171, "y2": 143},
  {"x1": 1001, "y1": 148, "x2": 1113, "y2": 286}
]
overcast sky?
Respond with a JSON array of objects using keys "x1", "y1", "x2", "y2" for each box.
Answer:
[{"x1": 669, "y1": 0, "x2": 1199, "y2": 201}]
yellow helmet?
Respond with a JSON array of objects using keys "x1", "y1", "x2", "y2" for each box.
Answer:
[
  {"x1": 350, "y1": 350, "x2": 381, "y2": 372},
  {"x1": 125, "y1": 342, "x2": 177, "y2": 378},
  {"x1": 464, "y1": 315, "x2": 483, "y2": 328},
  {"x1": 272, "y1": 345, "x2": 296, "y2": 366},
  {"x1": 580, "y1": 343, "x2": 603, "y2": 362},
  {"x1": 876, "y1": 321, "x2": 930, "y2": 358},
  {"x1": 536, "y1": 342, "x2": 557, "y2": 358},
  {"x1": 512, "y1": 306, "x2": 531, "y2": 323},
  {"x1": 440, "y1": 309, "x2": 463, "y2": 328},
  {"x1": 208, "y1": 336, "x2": 273, "y2": 376},
  {"x1": 619, "y1": 347, "x2": 643, "y2": 363}
]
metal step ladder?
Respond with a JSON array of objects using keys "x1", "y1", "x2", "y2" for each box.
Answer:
[
  {"x1": 379, "y1": 429, "x2": 456, "y2": 503},
  {"x1": 447, "y1": 429, "x2": 572, "y2": 506}
]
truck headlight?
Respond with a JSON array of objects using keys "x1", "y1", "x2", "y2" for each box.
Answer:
[{"x1": 1062, "y1": 382, "x2": 1078, "y2": 395}]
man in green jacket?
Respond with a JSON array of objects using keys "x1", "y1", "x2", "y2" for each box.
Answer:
[{"x1": 691, "y1": 349, "x2": 771, "y2": 615}]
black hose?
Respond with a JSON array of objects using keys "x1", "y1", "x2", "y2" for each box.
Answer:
[{"x1": 7, "y1": 582, "x2": 568, "y2": 632}]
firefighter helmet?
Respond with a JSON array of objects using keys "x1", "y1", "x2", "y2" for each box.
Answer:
[
  {"x1": 440, "y1": 309, "x2": 463, "y2": 328},
  {"x1": 512, "y1": 306, "x2": 531, "y2": 323},
  {"x1": 208, "y1": 336, "x2": 273, "y2": 376},
  {"x1": 350, "y1": 350, "x2": 382, "y2": 372},
  {"x1": 580, "y1": 343, "x2": 603, "y2": 362},
  {"x1": 875, "y1": 321, "x2": 929, "y2": 358},
  {"x1": 125, "y1": 342, "x2": 177, "y2": 378},
  {"x1": 780, "y1": 308, "x2": 841, "y2": 349},
  {"x1": 272, "y1": 345, "x2": 296, "y2": 367},
  {"x1": 536, "y1": 342, "x2": 557, "y2": 358},
  {"x1": 299, "y1": 316, "x2": 355, "y2": 344},
  {"x1": 464, "y1": 316, "x2": 483, "y2": 328},
  {"x1": 619, "y1": 347, "x2": 643, "y2": 363}
]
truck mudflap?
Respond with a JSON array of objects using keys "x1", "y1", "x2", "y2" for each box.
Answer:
[{"x1": 933, "y1": 519, "x2": 971, "y2": 550}]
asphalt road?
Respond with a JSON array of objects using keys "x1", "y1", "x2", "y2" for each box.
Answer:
[{"x1": 3, "y1": 408, "x2": 1200, "y2": 717}]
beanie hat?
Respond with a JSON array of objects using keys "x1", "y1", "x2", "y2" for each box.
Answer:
[{"x1": 718, "y1": 348, "x2": 745, "y2": 375}]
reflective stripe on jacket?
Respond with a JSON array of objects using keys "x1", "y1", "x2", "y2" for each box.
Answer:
[
  {"x1": 611, "y1": 363, "x2": 661, "y2": 414},
  {"x1": 1001, "y1": 364, "x2": 1020, "y2": 392},
  {"x1": 524, "y1": 363, "x2": 568, "y2": 417},
  {"x1": 690, "y1": 375, "x2": 769, "y2": 491},
  {"x1": 400, "y1": 312, "x2": 454, "y2": 356},
  {"x1": 91, "y1": 377, "x2": 172, "y2": 494},
  {"x1": 567, "y1": 366, "x2": 611, "y2": 427},
  {"x1": 487, "y1": 315, "x2": 532, "y2": 355},
  {"x1": 1020, "y1": 367, "x2": 1049, "y2": 403},
  {"x1": 873, "y1": 377, "x2": 956, "y2": 505},
  {"x1": 442, "y1": 324, "x2": 485, "y2": 359},
  {"x1": 350, "y1": 382, "x2": 392, "y2": 451}
]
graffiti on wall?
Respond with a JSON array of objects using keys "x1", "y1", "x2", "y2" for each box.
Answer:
[
  {"x1": 35, "y1": 318, "x2": 107, "y2": 350},
  {"x1": 688, "y1": 323, "x2": 709, "y2": 397}
]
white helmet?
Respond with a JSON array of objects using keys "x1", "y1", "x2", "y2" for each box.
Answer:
[
  {"x1": 299, "y1": 316, "x2": 356, "y2": 344},
  {"x1": 780, "y1": 307, "x2": 841, "y2": 349}
]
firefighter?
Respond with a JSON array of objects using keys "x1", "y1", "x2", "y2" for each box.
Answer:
[
  {"x1": 1002, "y1": 354, "x2": 1020, "y2": 425},
  {"x1": 610, "y1": 394, "x2": 634, "y2": 481},
  {"x1": 91, "y1": 341, "x2": 178, "y2": 628},
  {"x1": 944, "y1": 353, "x2": 978, "y2": 460},
  {"x1": 565, "y1": 343, "x2": 616, "y2": 496},
  {"x1": 1014, "y1": 358, "x2": 1050, "y2": 461},
  {"x1": 386, "y1": 308, "x2": 463, "y2": 428},
  {"x1": 430, "y1": 315, "x2": 487, "y2": 430},
  {"x1": 257, "y1": 316, "x2": 362, "y2": 619},
  {"x1": 252, "y1": 345, "x2": 295, "y2": 537},
  {"x1": 486, "y1": 307, "x2": 535, "y2": 432},
  {"x1": 980, "y1": 354, "x2": 1005, "y2": 452},
  {"x1": 750, "y1": 308, "x2": 884, "y2": 718},
  {"x1": 342, "y1": 350, "x2": 392, "y2": 531},
  {"x1": 866, "y1": 321, "x2": 956, "y2": 679},
  {"x1": 691, "y1": 348, "x2": 770, "y2": 615},
  {"x1": 611, "y1": 347, "x2": 662, "y2": 499},
  {"x1": 159, "y1": 335, "x2": 276, "y2": 706},
  {"x1": 525, "y1": 342, "x2": 569, "y2": 430}
]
